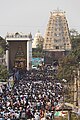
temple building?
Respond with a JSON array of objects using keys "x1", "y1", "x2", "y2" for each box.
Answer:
[
  {"x1": 5, "y1": 32, "x2": 33, "y2": 71},
  {"x1": 43, "y1": 10, "x2": 71, "y2": 64},
  {"x1": 32, "y1": 31, "x2": 44, "y2": 49}
]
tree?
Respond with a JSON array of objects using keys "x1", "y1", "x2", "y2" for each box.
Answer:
[
  {"x1": 0, "y1": 36, "x2": 8, "y2": 82},
  {"x1": 0, "y1": 65, "x2": 9, "y2": 82},
  {"x1": 58, "y1": 29, "x2": 80, "y2": 80},
  {"x1": 0, "y1": 36, "x2": 6, "y2": 56},
  {"x1": 57, "y1": 30, "x2": 80, "y2": 103},
  {"x1": 70, "y1": 29, "x2": 79, "y2": 37}
]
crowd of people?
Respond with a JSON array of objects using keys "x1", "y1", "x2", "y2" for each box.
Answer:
[{"x1": 0, "y1": 66, "x2": 63, "y2": 120}]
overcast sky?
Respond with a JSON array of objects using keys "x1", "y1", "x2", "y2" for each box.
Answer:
[{"x1": 0, "y1": 0, "x2": 80, "y2": 38}]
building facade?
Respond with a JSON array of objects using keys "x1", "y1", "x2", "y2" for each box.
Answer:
[
  {"x1": 5, "y1": 32, "x2": 33, "y2": 71},
  {"x1": 43, "y1": 10, "x2": 71, "y2": 63}
]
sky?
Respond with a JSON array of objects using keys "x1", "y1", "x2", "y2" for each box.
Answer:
[{"x1": 0, "y1": 0, "x2": 80, "y2": 38}]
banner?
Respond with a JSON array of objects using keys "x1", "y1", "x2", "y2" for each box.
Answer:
[{"x1": 32, "y1": 58, "x2": 44, "y2": 66}]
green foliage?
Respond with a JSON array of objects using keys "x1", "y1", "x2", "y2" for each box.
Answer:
[
  {"x1": 0, "y1": 65, "x2": 9, "y2": 82},
  {"x1": 57, "y1": 30, "x2": 80, "y2": 103},
  {"x1": 71, "y1": 36, "x2": 80, "y2": 50},
  {"x1": 58, "y1": 30, "x2": 80, "y2": 81},
  {"x1": 0, "y1": 36, "x2": 6, "y2": 56},
  {"x1": 0, "y1": 36, "x2": 6, "y2": 49},
  {"x1": 0, "y1": 36, "x2": 8, "y2": 82},
  {"x1": 0, "y1": 47, "x2": 4, "y2": 55},
  {"x1": 71, "y1": 113, "x2": 79, "y2": 120}
]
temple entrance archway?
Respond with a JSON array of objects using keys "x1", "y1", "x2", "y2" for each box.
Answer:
[{"x1": 6, "y1": 32, "x2": 32, "y2": 71}]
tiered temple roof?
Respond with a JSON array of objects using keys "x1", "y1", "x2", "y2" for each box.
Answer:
[{"x1": 43, "y1": 10, "x2": 71, "y2": 51}]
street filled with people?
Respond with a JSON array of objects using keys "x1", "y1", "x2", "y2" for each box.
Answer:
[{"x1": 0, "y1": 66, "x2": 64, "y2": 120}]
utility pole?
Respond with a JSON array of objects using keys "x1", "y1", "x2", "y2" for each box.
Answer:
[
  {"x1": 73, "y1": 70, "x2": 78, "y2": 107},
  {"x1": 73, "y1": 64, "x2": 80, "y2": 115},
  {"x1": 77, "y1": 62, "x2": 80, "y2": 114}
]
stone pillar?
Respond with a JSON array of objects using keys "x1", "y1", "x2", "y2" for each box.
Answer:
[
  {"x1": 27, "y1": 41, "x2": 29, "y2": 70},
  {"x1": 27, "y1": 40, "x2": 32, "y2": 70},
  {"x1": 29, "y1": 40, "x2": 32, "y2": 69},
  {"x1": 6, "y1": 47, "x2": 9, "y2": 71}
]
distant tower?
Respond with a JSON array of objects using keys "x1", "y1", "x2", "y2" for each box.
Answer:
[
  {"x1": 32, "y1": 31, "x2": 44, "y2": 48},
  {"x1": 43, "y1": 10, "x2": 71, "y2": 64}
]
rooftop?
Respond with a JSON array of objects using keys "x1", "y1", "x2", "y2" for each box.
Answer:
[{"x1": 6, "y1": 32, "x2": 32, "y2": 39}]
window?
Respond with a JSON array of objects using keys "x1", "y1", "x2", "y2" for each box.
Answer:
[
  {"x1": 54, "y1": 39, "x2": 57, "y2": 42},
  {"x1": 67, "y1": 43, "x2": 69, "y2": 45},
  {"x1": 56, "y1": 46, "x2": 59, "y2": 49}
]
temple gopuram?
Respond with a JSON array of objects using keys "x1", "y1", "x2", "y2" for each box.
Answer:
[{"x1": 43, "y1": 10, "x2": 71, "y2": 64}]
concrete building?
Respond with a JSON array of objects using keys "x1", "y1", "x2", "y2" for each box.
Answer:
[
  {"x1": 5, "y1": 32, "x2": 33, "y2": 71},
  {"x1": 43, "y1": 10, "x2": 71, "y2": 64}
]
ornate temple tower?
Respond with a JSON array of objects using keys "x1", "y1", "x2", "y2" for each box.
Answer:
[
  {"x1": 32, "y1": 31, "x2": 44, "y2": 49},
  {"x1": 43, "y1": 10, "x2": 71, "y2": 64}
]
